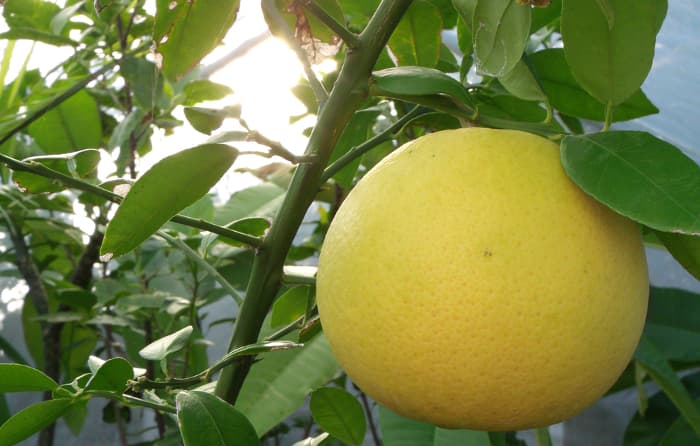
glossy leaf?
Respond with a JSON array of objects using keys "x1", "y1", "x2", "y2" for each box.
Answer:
[
  {"x1": 655, "y1": 232, "x2": 700, "y2": 281},
  {"x1": 27, "y1": 89, "x2": 103, "y2": 154},
  {"x1": 139, "y1": 326, "x2": 193, "y2": 361},
  {"x1": 13, "y1": 149, "x2": 101, "y2": 193},
  {"x1": 472, "y1": 0, "x2": 531, "y2": 77},
  {"x1": 101, "y1": 144, "x2": 238, "y2": 258},
  {"x1": 271, "y1": 286, "x2": 311, "y2": 328},
  {"x1": 236, "y1": 334, "x2": 340, "y2": 435},
  {"x1": 634, "y1": 336, "x2": 700, "y2": 438},
  {"x1": 561, "y1": 132, "x2": 700, "y2": 235},
  {"x1": 644, "y1": 287, "x2": 700, "y2": 363},
  {"x1": 561, "y1": 0, "x2": 666, "y2": 105},
  {"x1": 529, "y1": 49, "x2": 659, "y2": 122},
  {"x1": 0, "y1": 363, "x2": 58, "y2": 393},
  {"x1": 88, "y1": 355, "x2": 147, "y2": 378},
  {"x1": 310, "y1": 387, "x2": 366, "y2": 446},
  {"x1": 498, "y1": 58, "x2": 547, "y2": 103},
  {"x1": 176, "y1": 391, "x2": 260, "y2": 446},
  {"x1": 84, "y1": 357, "x2": 136, "y2": 393},
  {"x1": 388, "y1": 0, "x2": 442, "y2": 67},
  {"x1": 220, "y1": 217, "x2": 271, "y2": 247},
  {"x1": 379, "y1": 406, "x2": 494, "y2": 445},
  {"x1": 371, "y1": 66, "x2": 472, "y2": 109},
  {"x1": 155, "y1": 0, "x2": 241, "y2": 79},
  {"x1": 0, "y1": 399, "x2": 73, "y2": 446}
]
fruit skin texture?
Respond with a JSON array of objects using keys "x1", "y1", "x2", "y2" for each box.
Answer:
[{"x1": 316, "y1": 128, "x2": 649, "y2": 431}]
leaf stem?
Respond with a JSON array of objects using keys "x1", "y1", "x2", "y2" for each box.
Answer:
[
  {"x1": 158, "y1": 231, "x2": 244, "y2": 305},
  {"x1": 535, "y1": 427, "x2": 553, "y2": 446},
  {"x1": 321, "y1": 105, "x2": 426, "y2": 182},
  {"x1": 602, "y1": 100, "x2": 614, "y2": 131},
  {"x1": 301, "y1": 0, "x2": 361, "y2": 49},
  {"x1": 262, "y1": 0, "x2": 329, "y2": 106}
]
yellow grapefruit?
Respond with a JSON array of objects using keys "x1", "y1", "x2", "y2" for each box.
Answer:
[{"x1": 316, "y1": 128, "x2": 648, "y2": 430}]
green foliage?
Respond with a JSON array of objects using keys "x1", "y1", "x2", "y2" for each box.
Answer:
[{"x1": 0, "y1": 0, "x2": 697, "y2": 445}]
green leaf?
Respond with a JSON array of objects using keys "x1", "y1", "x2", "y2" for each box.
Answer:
[
  {"x1": 182, "y1": 80, "x2": 233, "y2": 106},
  {"x1": 388, "y1": 0, "x2": 442, "y2": 67},
  {"x1": 561, "y1": 132, "x2": 700, "y2": 235},
  {"x1": 27, "y1": 89, "x2": 102, "y2": 154},
  {"x1": 0, "y1": 399, "x2": 73, "y2": 446},
  {"x1": 643, "y1": 288, "x2": 700, "y2": 363},
  {"x1": 0, "y1": 395, "x2": 9, "y2": 426},
  {"x1": 530, "y1": 0, "x2": 561, "y2": 32},
  {"x1": 498, "y1": 58, "x2": 547, "y2": 103},
  {"x1": 155, "y1": 0, "x2": 241, "y2": 79},
  {"x1": 184, "y1": 107, "x2": 230, "y2": 135},
  {"x1": 634, "y1": 336, "x2": 700, "y2": 438},
  {"x1": 88, "y1": 355, "x2": 146, "y2": 379},
  {"x1": 84, "y1": 357, "x2": 135, "y2": 393},
  {"x1": 371, "y1": 66, "x2": 473, "y2": 109},
  {"x1": 560, "y1": 0, "x2": 665, "y2": 105},
  {"x1": 120, "y1": 56, "x2": 163, "y2": 109},
  {"x1": 13, "y1": 149, "x2": 101, "y2": 193},
  {"x1": 659, "y1": 413, "x2": 700, "y2": 446},
  {"x1": 271, "y1": 286, "x2": 311, "y2": 328},
  {"x1": 0, "y1": 364, "x2": 58, "y2": 393},
  {"x1": 655, "y1": 231, "x2": 700, "y2": 281},
  {"x1": 310, "y1": 387, "x2": 366, "y2": 446},
  {"x1": 214, "y1": 182, "x2": 286, "y2": 225},
  {"x1": 624, "y1": 371, "x2": 700, "y2": 446},
  {"x1": 60, "y1": 324, "x2": 98, "y2": 381},
  {"x1": 139, "y1": 326, "x2": 193, "y2": 361},
  {"x1": 379, "y1": 406, "x2": 493, "y2": 445},
  {"x1": 236, "y1": 334, "x2": 340, "y2": 436},
  {"x1": 176, "y1": 391, "x2": 260, "y2": 446},
  {"x1": 472, "y1": 0, "x2": 531, "y2": 77},
  {"x1": 101, "y1": 144, "x2": 238, "y2": 258},
  {"x1": 529, "y1": 48, "x2": 659, "y2": 122},
  {"x1": 328, "y1": 108, "x2": 381, "y2": 188}
]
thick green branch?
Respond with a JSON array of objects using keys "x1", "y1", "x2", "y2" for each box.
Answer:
[{"x1": 215, "y1": 0, "x2": 415, "y2": 404}]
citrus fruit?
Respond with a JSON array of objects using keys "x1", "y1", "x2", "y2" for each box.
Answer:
[{"x1": 316, "y1": 128, "x2": 648, "y2": 430}]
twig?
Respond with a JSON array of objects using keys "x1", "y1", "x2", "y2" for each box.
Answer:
[
  {"x1": 158, "y1": 231, "x2": 244, "y2": 305},
  {"x1": 301, "y1": 0, "x2": 360, "y2": 49},
  {"x1": 354, "y1": 384, "x2": 382, "y2": 446},
  {"x1": 0, "y1": 153, "x2": 264, "y2": 247},
  {"x1": 262, "y1": 0, "x2": 329, "y2": 106},
  {"x1": 321, "y1": 105, "x2": 426, "y2": 182},
  {"x1": 247, "y1": 130, "x2": 313, "y2": 163}
]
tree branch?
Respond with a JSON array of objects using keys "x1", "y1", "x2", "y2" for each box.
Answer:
[
  {"x1": 0, "y1": 154, "x2": 264, "y2": 248},
  {"x1": 215, "y1": 0, "x2": 415, "y2": 404},
  {"x1": 301, "y1": 0, "x2": 360, "y2": 49}
]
